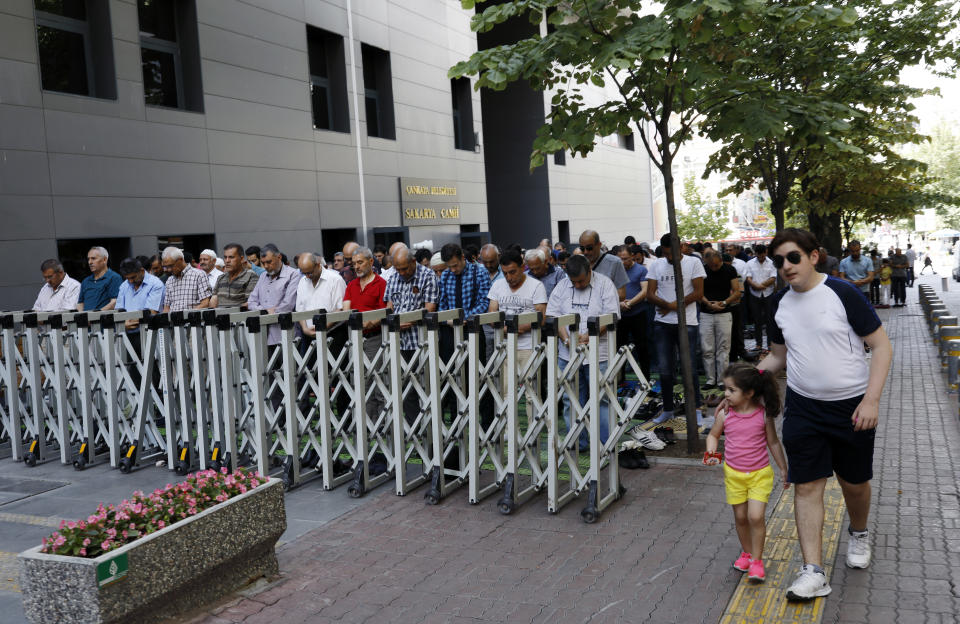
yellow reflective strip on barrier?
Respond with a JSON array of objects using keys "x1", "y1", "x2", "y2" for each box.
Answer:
[
  {"x1": 29, "y1": 440, "x2": 36, "y2": 453},
  {"x1": 126, "y1": 446, "x2": 136, "y2": 458},
  {"x1": 212, "y1": 447, "x2": 219, "y2": 460},
  {"x1": 79, "y1": 443, "x2": 86, "y2": 455},
  {"x1": 180, "y1": 448, "x2": 187, "y2": 461}
]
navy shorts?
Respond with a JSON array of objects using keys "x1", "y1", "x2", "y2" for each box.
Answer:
[{"x1": 781, "y1": 387, "x2": 876, "y2": 485}]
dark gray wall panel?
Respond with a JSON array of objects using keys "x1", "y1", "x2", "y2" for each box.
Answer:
[
  {"x1": 212, "y1": 199, "x2": 321, "y2": 232},
  {"x1": 0, "y1": 196, "x2": 55, "y2": 240},
  {"x1": 0, "y1": 238, "x2": 58, "y2": 288},
  {"x1": 0, "y1": 285, "x2": 41, "y2": 311},
  {"x1": 0, "y1": 149, "x2": 51, "y2": 195},
  {"x1": 48, "y1": 154, "x2": 212, "y2": 198},
  {"x1": 207, "y1": 131, "x2": 315, "y2": 171},
  {"x1": 0, "y1": 104, "x2": 45, "y2": 151},
  {"x1": 53, "y1": 197, "x2": 215, "y2": 236}
]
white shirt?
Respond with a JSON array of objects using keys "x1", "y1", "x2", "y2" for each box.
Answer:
[
  {"x1": 646, "y1": 255, "x2": 706, "y2": 326},
  {"x1": 488, "y1": 275, "x2": 547, "y2": 351},
  {"x1": 731, "y1": 257, "x2": 748, "y2": 280},
  {"x1": 769, "y1": 276, "x2": 881, "y2": 401},
  {"x1": 206, "y1": 268, "x2": 224, "y2": 291},
  {"x1": 904, "y1": 248, "x2": 916, "y2": 266},
  {"x1": 295, "y1": 269, "x2": 346, "y2": 329},
  {"x1": 546, "y1": 272, "x2": 620, "y2": 361},
  {"x1": 745, "y1": 257, "x2": 777, "y2": 297},
  {"x1": 33, "y1": 274, "x2": 81, "y2": 312},
  {"x1": 380, "y1": 266, "x2": 396, "y2": 282}
]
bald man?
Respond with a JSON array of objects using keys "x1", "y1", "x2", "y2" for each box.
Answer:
[
  {"x1": 578, "y1": 230, "x2": 628, "y2": 300},
  {"x1": 340, "y1": 241, "x2": 359, "y2": 284},
  {"x1": 380, "y1": 242, "x2": 407, "y2": 281},
  {"x1": 479, "y1": 244, "x2": 502, "y2": 284}
]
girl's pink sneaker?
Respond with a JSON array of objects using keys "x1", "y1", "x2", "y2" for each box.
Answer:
[
  {"x1": 748, "y1": 558, "x2": 765, "y2": 582},
  {"x1": 733, "y1": 552, "x2": 752, "y2": 572}
]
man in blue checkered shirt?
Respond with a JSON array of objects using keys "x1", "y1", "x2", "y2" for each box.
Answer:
[
  {"x1": 384, "y1": 246, "x2": 439, "y2": 423},
  {"x1": 437, "y1": 243, "x2": 491, "y2": 316}
]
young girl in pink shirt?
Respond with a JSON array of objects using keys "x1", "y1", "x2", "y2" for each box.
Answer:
[{"x1": 704, "y1": 362, "x2": 789, "y2": 582}]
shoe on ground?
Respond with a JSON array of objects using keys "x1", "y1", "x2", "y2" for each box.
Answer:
[
  {"x1": 786, "y1": 564, "x2": 832, "y2": 600},
  {"x1": 654, "y1": 426, "x2": 677, "y2": 444},
  {"x1": 748, "y1": 558, "x2": 765, "y2": 582},
  {"x1": 618, "y1": 448, "x2": 649, "y2": 469},
  {"x1": 626, "y1": 425, "x2": 666, "y2": 450},
  {"x1": 733, "y1": 551, "x2": 752, "y2": 572},
  {"x1": 846, "y1": 529, "x2": 871, "y2": 569}
]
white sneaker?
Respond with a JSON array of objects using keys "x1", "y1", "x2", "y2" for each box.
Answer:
[
  {"x1": 846, "y1": 529, "x2": 871, "y2": 569},
  {"x1": 785, "y1": 564, "x2": 832, "y2": 600},
  {"x1": 626, "y1": 425, "x2": 666, "y2": 450}
]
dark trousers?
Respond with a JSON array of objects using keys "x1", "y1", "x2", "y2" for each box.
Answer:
[
  {"x1": 652, "y1": 321, "x2": 702, "y2": 412},
  {"x1": 869, "y1": 279, "x2": 881, "y2": 305},
  {"x1": 729, "y1": 303, "x2": 746, "y2": 361},
  {"x1": 748, "y1": 294, "x2": 770, "y2": 350},
  {"x1": 617, "y1": 312, "x2": 650, "y2": 382},
  {"x1": 891, "y1": 276, "x2": 907, "y2": 304},
  {"x1": 907, "y1": 266, "x2": 915, "y2": 287}
]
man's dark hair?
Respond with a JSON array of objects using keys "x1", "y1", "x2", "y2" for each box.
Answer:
[
  {"x1": 628, "y1": 244, "x2": 643, "y2": 256},
  {"x1": 506, "y1": 243, "x2": 523, "y2": 254},
  {"x1": 703, "y1": 242, "x2": 713, "y2": 249},
  {"x1": 693, "y1": 242, "x2": 704, "y2": 253},
  {"x1": 565, "y1": 254, "x2": 590, "y2": 279},
  {"x1": 753, "y1": 244, "x2": 767, "y2": 254},
  {"x1": 440, "y1": 243, "x2": 463, "y2": 263},
  {"x1": 373, "y1": 244, "x2": 387, "y2": 254},
  {"x1": 659, "y1": 233, "x2": 672, "y2": 248},
  {"x1": 118, "y1": 257, "x2": 143, "y2": 275},
  {"x1": 464, "y1": 244, "x2": 479, "y2": 261},
  {"x1": 135, "y1": 255, "x2": 151, "y2": 268},
  {"x1": 610, "y1": 245, "x2": 622, "y2": 255},
  {"x1": 722, "y1": 253, "x2": 733, "y2": 263},
  {"x1": 557, "y1": 250, "x2": 570, "y2": 262},
  {"x1": 146, "y1": 254, "x2": 160, "y2": 268},
  {"x1": 414, "y1": 248, "x2": 432, "y2": 264},
  {"x1": 260, "y1": 243, "x2": 280, "y2": 257},
  {"x1": 184, "y1": 251, "x2": 194, "y2": 265},
  {"x1": 769, "y1": 228, "x2": 819, "y2": 256},
  {"x1": 500, "y1": 249, "x2": 523, "y2": 268},
  {"x1": 40, "y1": 258, "x2": 63, "y2": 273},
  {"x1": 223, "y1": 243, "x2": 244, "y2": 257},
  {"x1": 624, "y1": 235, "x2": 636, "y2": 245},
  {"x1": 554, "y1": 242, "x2": 567, "y2": 251},
  {"x1": 280, "y1": 253, "x2": 289, "y2": 265},
  {"x1": 245, "y1": 245, "x2": 261, "y2": 257}
]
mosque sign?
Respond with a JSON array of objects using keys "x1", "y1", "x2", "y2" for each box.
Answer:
[{"x1": 399, "y1": 177, "x2": 462, "y2": 226}]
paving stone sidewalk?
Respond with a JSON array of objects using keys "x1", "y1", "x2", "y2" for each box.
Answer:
[{"x1": 174, "y1": 274, "x2": 957, "y2": 624}]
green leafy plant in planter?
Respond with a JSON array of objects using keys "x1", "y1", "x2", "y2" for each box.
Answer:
[{"x1": 40, "y1": 468, "x2": 267, "y2": 558}]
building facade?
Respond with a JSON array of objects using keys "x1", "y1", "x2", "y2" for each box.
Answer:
[{"x1": 0, "y1": 0, "x2": 654, "y2": 309}]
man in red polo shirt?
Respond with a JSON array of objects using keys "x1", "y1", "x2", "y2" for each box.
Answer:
[{"x1": 343, "y1": 246, "x2": 388, "y2": 416}]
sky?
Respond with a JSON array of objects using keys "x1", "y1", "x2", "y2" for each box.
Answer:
[{"x1": 901, "y1": 64, "x2": 960, "y2": 132}]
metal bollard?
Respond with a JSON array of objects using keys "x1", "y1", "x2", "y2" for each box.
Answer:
[
  {"x1": 943, "y1": 277, "x2": 949, "y2": 292},
  {"x1": 929, "y1": 307, "x2": 948, "y2": 335},
  {"x1": 939, "y1": 324, "x2": 960, "y2": 368},
  {"x1": 947, "y1": 339, "x2": 960, "y2": 393}
]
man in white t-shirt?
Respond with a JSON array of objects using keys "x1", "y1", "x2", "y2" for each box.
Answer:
[
  {"x1": 645, "y1": 233, "x2": 706, "y2": 425},
  {"x1": 752, "y1": 228, "x2": 891, "y2": 601},
  {"x1": 488, "y1": 249, "x2": 547, "y2": 382},
  {"x1": 904, "y1": 243, "x2": 917, "y2": 287},
  {"x1": 744, "y1": 244, "x2": 778, "y2": 351}
]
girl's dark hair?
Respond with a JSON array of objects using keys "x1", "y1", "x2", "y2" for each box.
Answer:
[{"x1": 722, "y1": 362, "x2": 781, "y2": 418}]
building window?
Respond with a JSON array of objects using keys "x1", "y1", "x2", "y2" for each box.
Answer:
[
  {"x1": 618, "y1": 133, "x2": 635, "y2": 151},
  {"x1": 361, "y1": 44, "x2": 395, "y2": 140},
  {"x1": 137, "y1": 0, "x2": 203, "y2": 112},
  {"x1": 451, "y1": 78, "x2": 476, "y2": 151},
  {"x1": 558, "y1": 220, "x2": 570, "y2": 246},
  {"x1": 307, "y1": 26, "x2": 350, "y2": 133},
  {"x1": 553, "y1": 151, "x2": 566, "y2": 166},
  {"x1": 34, "y1": 0, "x2": 116, "y2": 98}
]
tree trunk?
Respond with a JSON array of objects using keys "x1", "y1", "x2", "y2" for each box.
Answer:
[
  {"x1": 661, "y1": 148, "x2": 702, "y2": 455},
  {"x1": 808, "y1": 210, "x2": 842, "y2": 256},
  {"x1": 771, "y1": 194, "x2": 787, "y2": 233}
]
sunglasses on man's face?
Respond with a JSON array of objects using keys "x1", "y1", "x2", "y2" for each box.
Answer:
[
  {"x1": 581, "y1": 245, "x2": 595, "y2": 251},
  {"x1": 772, "y1": 250, "x2": 803, "y2": 269}
]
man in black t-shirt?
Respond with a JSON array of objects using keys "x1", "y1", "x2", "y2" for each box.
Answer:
[{"x1": 699, "y1": 250, "x2": 741, "y2": 390}]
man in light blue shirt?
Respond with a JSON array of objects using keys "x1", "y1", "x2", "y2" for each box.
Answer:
[
  {"x1": 117, "y1": 257, "x2": 165, "y2": 320},
  {"x1": 838, "y1": 240, "x2": 875, "y2": 297}
]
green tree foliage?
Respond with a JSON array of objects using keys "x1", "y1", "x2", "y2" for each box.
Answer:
[
  {"x1": 703, "y1": 0, "x2": 960, "y2": 236},
  {"x1": 450, "y1": 0, "x2": 858, "y2": 450},
  {"x1": 908, "y1": 121, "x2": 960, "y2": 229},
  {"x1": 678, "y1": 177, "x2": 732, "y2": 241}
]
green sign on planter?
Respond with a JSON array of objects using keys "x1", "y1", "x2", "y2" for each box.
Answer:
[{"x1": 96, "y1": 553, "x2": 128, "y2": 587}]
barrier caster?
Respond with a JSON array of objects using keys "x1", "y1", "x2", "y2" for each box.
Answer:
[
  {"x1": 347, "y1": 484, "x2": 363, "y2": 498},
  {"x1": 174, "y1": 460, "x2": 189, "y2": 476},
  {"x1": 119, "y1": 457, "x2": 134, "y2": 473},
  {"x1": 580, "y1": 509, "x2": 598, "y2": 524},
  {"x1": 497, "y1": 500, "x2": 514, "y2": 515},
  {"x1": 24, "y1": 452, "x2": 37, "y2": 468},
  {"x1": 73, "y1": 456, "x2": 87, "y2": 471},
  {"x1": 424, "y1": 489, "x2": 441, "y2": 506},
  {"x1": 210, "y1": 459, "x2": 223, "y2": 472}
]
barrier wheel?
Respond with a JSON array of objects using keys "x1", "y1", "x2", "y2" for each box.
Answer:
[
  {"x1": 24, "y1": 452, "x2": 37, "y2": 468},
  {"x1": 73, "y1": 457, "x2": 87, "y2": 471},
  {"x1": 580, "y1": 509, "x2": 597, "y2": 524},
  {"x1": 347, "y1": 485, "x2": 362, "y2": 499},
  {"x1": 174, "y1": 461, "x2": 189, "y2": 476},
  {"x1": 424, "y1": 490, "x2": 440, "y2": 506},
  {"x1": 119, "y1": 457, "x2": 133, "y2": 474},
  {"x1": 498, "y1": 501, "x2": 514, "y2": 515},
  {"x1": 210, "y1": 459, "x2": 223, "y2": 472}
]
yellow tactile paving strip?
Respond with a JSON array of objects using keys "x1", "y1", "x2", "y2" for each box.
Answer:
[{"x1": 720, "y1": 478, "x2": 846, "y2": 624}]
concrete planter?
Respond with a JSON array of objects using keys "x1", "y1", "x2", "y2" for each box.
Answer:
[{"x1": 18, "y1": 478, "x2": 285, "y2": 624}]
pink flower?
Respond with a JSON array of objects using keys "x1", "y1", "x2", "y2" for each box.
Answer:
[
  {"x1": 157, "y1": 520, "x2": 166, "y2": 529},
  {"x1": 220, "y1": 467, "x2": 228, "y2": 474},
  {"x1": 79, "y1": 548, "x2": 86, "y2": 556},
  {"x1": 53, "y1": 534, "x2": 66, "y2": 547},
  {"x1": 101, "y1": 540, "x2": 111, "y2": 551},
  {"x1": 83, "y1": 538, "x2": 91, "y2": 547}
]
